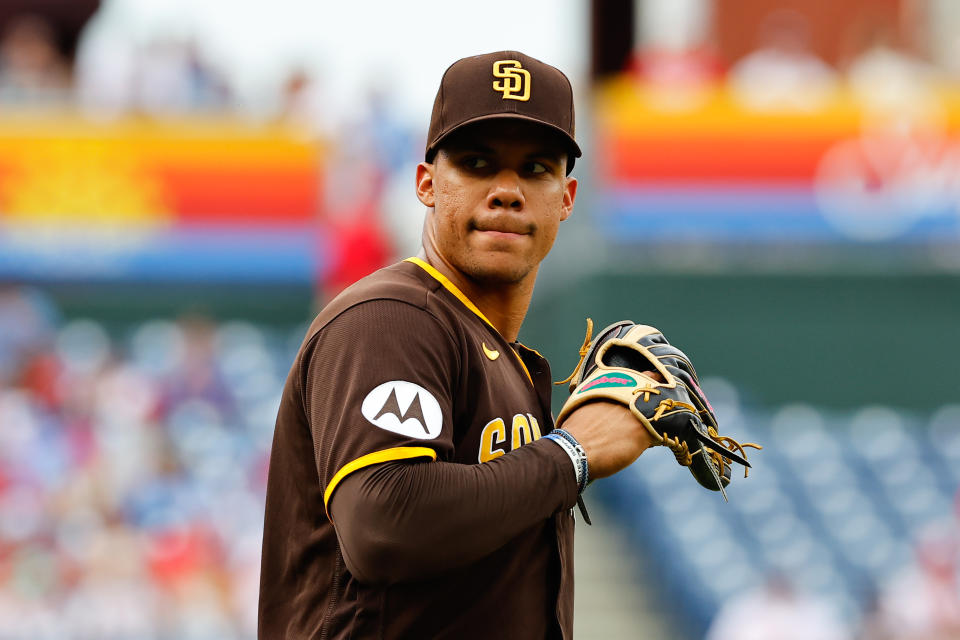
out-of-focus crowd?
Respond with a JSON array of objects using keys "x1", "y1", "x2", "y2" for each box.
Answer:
[
  {"x1": 631, "y1": 5, "x2": 951, "y2": 115},
  {"x1": 705, "y1": 528, "x2": 960, "y2": 640},
  {"x1": 0, "y1": 286, "x2": 297, "y2": 639},
  {"x1": 5, "y1": 3, "x2": 958, "y2": 118},
  {"x1": 0, "y1": 7, "x2": 233, "y2": 116},
  {"x1": 0, "y1": 4, "x2": 421, "y2": 270}
]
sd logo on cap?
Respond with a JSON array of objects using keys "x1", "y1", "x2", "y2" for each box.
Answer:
[{"x1": 492, "y1": 60, "x2": 530, "y2": 101}]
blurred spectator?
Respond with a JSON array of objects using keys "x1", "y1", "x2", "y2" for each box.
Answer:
[
  {"x1": 161, "y1": 315, "x2": 233, "y2": 415},
  {"x1": 75, "y1": 7, "x2": 229, "y2": 119},
  {"x1": 629, "y1": 0, "x2": 724, "y2": 108},
  {"x1": 0, "y1": 13, "x2": 71, "y2": 105},
  {"x1": 0, "y1": 286, "x2": 59, "y2": 386},
  {"x1": 729, "y1": 10, "x2": 840, "y2": 112},
  {"x1": 73, "y1": 3, "x2": 136, "y2": 119},
  {"x1": 279, "y1": 66, "x2": 330, "y2": 137},
  {"x1": 131, "y1": 36, "x2": 229, "y2": 116},
  {"x1": 60, "y1": 520, "x2": 162, "y2": 639},
  {"x1": 856, "y1": 586, "x2": 896, "y2": 640},
  {"x1": 705, "y1": 571, "x2": 848, "y2": 640},
  {"x1": 845, "y1": 23, "x2": 943, "y2": 135},
  {"x1": 875, "y1": 522, "x2": 960, "y2": 639},
  {"x1": 316, "y1": 80, "x2": 411, "y2": 299},
  {"x1": 321, "y1": 198, "x2": 393, "y2": 299}
]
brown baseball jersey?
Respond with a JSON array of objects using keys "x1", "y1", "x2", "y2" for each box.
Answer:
[{"x1": 259, "y1": 257, "x2": 579, "y2": 639}]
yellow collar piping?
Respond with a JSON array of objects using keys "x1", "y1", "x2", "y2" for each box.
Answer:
[
  {"x1": 404, "y1": 257, "x2": 533, "y2": 386},
  {"x1": 405, "y1": 257, "x2": 495, "y2": 328}
]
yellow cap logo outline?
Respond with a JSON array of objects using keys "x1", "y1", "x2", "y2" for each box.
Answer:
[{"x1": 492, "y1": 60, "x2": 531, "y2": 102}]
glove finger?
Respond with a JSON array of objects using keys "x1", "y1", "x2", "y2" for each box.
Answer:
[
  {"x1": 648, "y1": 344, "x2": 700, "y2": 380},
  {"x1": 579, "y1": 321, "x2": 634, "y2": 381},
  {"x1": 669, "y1": 374, "x2": 719, "y2": 427},
  {"x1": 636, "y1": 331, "x2": 669, "y2": 347}
]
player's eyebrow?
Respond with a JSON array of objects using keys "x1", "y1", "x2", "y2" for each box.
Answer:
[
  {"x1": 450, "y1": 144, "x2": 562, "y2": 162},
  {"x1": 448, "y1": 142, "x2": 495, "y2": 155},
  {"x1": 526, "y1": 148, "x2": 564, "y2": 162}
]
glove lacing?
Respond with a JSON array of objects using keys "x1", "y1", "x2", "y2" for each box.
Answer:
[
  {"x1": 555, "y1": 317, "x2": 594, "y2": 386},
  {"x1": 633, "y1": 391, "x2": 762, "y2": 474},
  {"x1": 704, "y1": 425, "x2": 763, "y2": 479},
  {"x1": 628, "y1": 388, "x2": 696, "y2": 465},
  {"x1": 660, "y1": 432, "x2": 693, "y2": 466}
]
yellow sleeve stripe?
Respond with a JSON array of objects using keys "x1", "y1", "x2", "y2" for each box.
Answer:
[
  {"x1": 404, "y1": 256, "x2": 534, "y2": 386},
  {"x1": 323, "y1": 446, "x2": 438, "y2": 514}
]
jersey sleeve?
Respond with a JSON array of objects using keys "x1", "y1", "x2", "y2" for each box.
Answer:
[
  {"x1": 301, "y1": 299, "x2": 460, "y2": 513},
  {"x1": 329, "y1": 439, "x2": 579, "y2": 584}
]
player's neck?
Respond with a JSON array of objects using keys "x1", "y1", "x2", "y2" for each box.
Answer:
[
  {"x1": 417, "y1": 251, "x2": 535, "y2": 343},
  {"x1": 467, "y1": 277, "x2": 535, "y2": 343}
]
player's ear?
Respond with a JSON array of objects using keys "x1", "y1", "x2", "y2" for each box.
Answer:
[
  {"x1": 416, "y1": 161, "x2": 435, "y2": 207},
  {"x1": 560, "y1": 176, "x2": 577, "y2": 222}
]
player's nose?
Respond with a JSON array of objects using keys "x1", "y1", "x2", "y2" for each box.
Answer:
[{"x1": 486, "y1": 169, "x2": 524, "y2": 211}]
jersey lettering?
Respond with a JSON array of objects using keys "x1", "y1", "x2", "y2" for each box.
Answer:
[
  {"x1": 478, "y1": 413, "x2": 543, "y2": 462},
  {"x1": 529, "y1": 415, "x2": 542, "y2": 440},
  {"x1": 479, "y1": 418, "x2": 507, "y2": 462},
  {"x1": 512, "y1": 414, "x2": 534, "y2": 448}
]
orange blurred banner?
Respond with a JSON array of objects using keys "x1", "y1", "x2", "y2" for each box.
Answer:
[
  {"x1": 0, "y1": 116, "x2": 321, "y2": 229},
  {"x1": 594, "y1": 79, "x2": 960, "y2": 243},
  {"x1": 0, "y1": 116, "x2": 325, "y2": 282}
]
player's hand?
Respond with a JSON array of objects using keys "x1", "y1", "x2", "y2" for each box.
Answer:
[{"x1": 560, "y1": 399, "x2": 655, "y2": 480}]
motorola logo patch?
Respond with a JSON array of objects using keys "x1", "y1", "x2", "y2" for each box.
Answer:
[{"x1": 361, "y1": 380, "x2": 443, "y2": 439}]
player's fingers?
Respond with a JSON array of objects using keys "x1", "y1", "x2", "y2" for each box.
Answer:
[{"x1": 642, "y1": 369, "x2": 664, "y2": 383}]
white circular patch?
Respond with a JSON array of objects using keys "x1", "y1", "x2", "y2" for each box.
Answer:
[{"x1": 361, "y1": 380, "x2": 443, "y2": 439}]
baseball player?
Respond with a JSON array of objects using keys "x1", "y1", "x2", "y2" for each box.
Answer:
[{"x1": 259, "y1": 50, "x2": 754, "y2": 639}]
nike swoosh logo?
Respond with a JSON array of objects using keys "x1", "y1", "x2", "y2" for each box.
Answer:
[{"x1": 482, "y1": 342, "x2": 500, "y2": 361}]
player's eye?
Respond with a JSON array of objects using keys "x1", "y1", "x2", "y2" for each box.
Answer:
[
  {"x1": 528, "y1": 161, "x2": 547, "y2": 174},
  {"x1": 464, "y1": 156, "x2": 490, "y2": 170}
]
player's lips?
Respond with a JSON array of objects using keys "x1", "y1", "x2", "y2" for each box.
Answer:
[{"x1": 470, "y1": 220, "x2": 534, "y2": 236}]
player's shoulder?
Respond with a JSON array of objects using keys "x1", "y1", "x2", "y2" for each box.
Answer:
[
  {"x1": 335, "y1": 260, "x2": 436, "y2": 308},
  {"x1": 304, "y1": 260, "x2": 444, "y2": 340}
]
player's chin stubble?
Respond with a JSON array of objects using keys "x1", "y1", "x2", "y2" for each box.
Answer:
[{"x1": 460, "y1": 253, "x2": 534, "y2": 286}]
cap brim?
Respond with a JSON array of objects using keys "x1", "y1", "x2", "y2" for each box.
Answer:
[{"x1": 425, "y1": 112, "x2": 582, "y2": 164}]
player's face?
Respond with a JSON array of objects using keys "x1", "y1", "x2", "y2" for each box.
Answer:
[{"x1": 416, "y1": 121, "x2": 578, "y2": 287}]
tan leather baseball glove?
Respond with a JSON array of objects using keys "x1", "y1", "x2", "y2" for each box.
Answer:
[{"x1": 555, "y1": 320, "x2": 761, "y2": 499}]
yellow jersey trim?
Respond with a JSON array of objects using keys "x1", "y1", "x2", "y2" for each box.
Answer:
[
  {"x1": 404, "y1": 257, "x2": 534, "y2": 386},
  {"x1": 324, "y1": 446, "x2": 437, "y2": 515},
  {"x1": 404, "y1": 257, "x2": 495, "y2": 328}
]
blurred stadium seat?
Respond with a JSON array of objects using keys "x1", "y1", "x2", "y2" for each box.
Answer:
[{"x1": 595, "y1": 391, "x2": 960, "y2": 638}]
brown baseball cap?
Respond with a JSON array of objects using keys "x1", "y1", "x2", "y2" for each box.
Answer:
[{"x1": 425, "y1": 51, "x2": 582, "y2": 173}]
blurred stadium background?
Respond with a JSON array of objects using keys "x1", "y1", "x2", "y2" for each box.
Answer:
[{"x1": 1, "y1": 0, "x2": 959, "y2": 638}]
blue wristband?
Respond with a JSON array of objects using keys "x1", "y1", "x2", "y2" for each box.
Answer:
[{"x1": 544, "y1": 428, "x2": 589, "y2": 493}]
